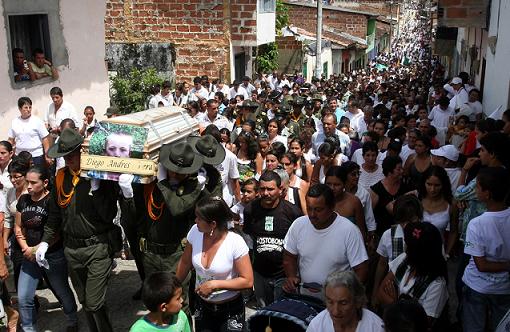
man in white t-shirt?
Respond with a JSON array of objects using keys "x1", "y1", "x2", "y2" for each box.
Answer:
[
  {"x1": 283, "y1": 184, "x2": 368, "y2": 299},
  {"x1": 428, "y1": 96, "x2": 454, "y2": 130},
  {"x1": 228, "y1": 80, "x2": 249, "y2": 100},
  {"x1": 462, "y1": 168, "x2": 510, "y2": 332},
  {"x1": 188, "y1": 76, "x2": 209, "y2": 102},
  {"x1": 45, "y1": 87, "x2": 79, "y2": 135}
]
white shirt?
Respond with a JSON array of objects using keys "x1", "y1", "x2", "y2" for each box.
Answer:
[
  {"x1": 241, "y1": 83, "x2": 256, "y2": 95},
  {"x1": 359, "y1": 166, "x2": 384, "y2": 190},
  {"x1": 463, "y1": 208, "x2": 510, "y2": 295},
  {"x1": 284, "y1": 213, "x2": 368, "y2": 291},
  {"x1": 389, "y1": 253, "x2": 448, "y2": 318},
  {"x1": 159, "y1": 92, "x2": 174, "y2": 106},
  {"x1": 189, "y1": 87, "x2": 209, "y2": 102},
  {"x1": 187, "y1": 225, "x2": 249, "y2": 303},
  {"x1": 399, "y1": 145, "x2": 415, "y2": 165},
  {"x1": 196, "y1": 113, "x2": 233, "y2": 132},
  {"x1": 8, "y1": 116, "x2": 48, "y2": 157},
  {"x1": 148, "y1": 94, "x2": 167, "y2": 108},
  {"x1": 312, "y1": 130, "x2": 351, "y2": 157},
  {"x1": 445, "y1": 167, "x2": 461, "y2": 192},
  {"x1": 356, "y1": 186, "x2": 376, "y2": 232},
  {"x1": 344, "y1": 110, "x2": 364, "y2": 132},
  {"x1": 449, "y1": 88, "x2": 469, "y2": 111},
  {"x1": 307, "y1": 308, "x2": 384, "y2": 332},
  {"x1": 351, "y1": 148, "x2": 385, "y2": 166},
  {"x1": 428, "y1": 105, "x2": 454, "y2": 129},
  {"x1": 216, "y1": 148, "x2": 240, "y2": 207},
  {"x1": 377, "y1": 224, "x2": 404, "y2": 259},
  {"x1": 45, "y1": 100, "x2": 79, "y2": 129},
  {"x1": 228, "y1": 86, "x2": 249, "y2": 100}
]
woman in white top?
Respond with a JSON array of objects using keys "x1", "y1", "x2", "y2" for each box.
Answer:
[
  {"x1": 359, "y1": 142, "x2": 384, "y2": 190},
  {"x1": 176, "y1": 196, "x2": 253, "y2": 332},
  {"x1": 307, "y1": 270, "x2": 384, "y2": 332},
  {"x1": 418, "y1": 166, "x2": 457, "y2": 258},
  {"x1": 266, "y1": 119, "x2": 287, "y2": 148},
  {"x1": 0, "y1": 141, "x2": 14, "y2": 194},
  {"x1": 377, "y1": 223, "x2": 449, "y2": 328},
  {"x1": 289, "y1": 138, "x2": 313, "y2": 182}
]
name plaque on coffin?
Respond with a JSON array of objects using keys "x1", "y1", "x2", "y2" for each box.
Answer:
[{"x1": 80, "y1": 155, "x2": 156, "y2": 176}]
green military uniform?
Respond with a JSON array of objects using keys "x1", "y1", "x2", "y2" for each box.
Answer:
[
  {"x1": 43, "y1": 167, "x2": 123, "y2": 331},
  {"x1": 41, "y1": 128, "x2": 124, "y2": 332},
  {"x1": 286, "y1": 96, "x2": 306, "y2": 137}
]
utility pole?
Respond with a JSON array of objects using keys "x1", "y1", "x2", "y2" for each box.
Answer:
[{"x1": 315, "y1": 0, "x2": 323, "y2": 79}]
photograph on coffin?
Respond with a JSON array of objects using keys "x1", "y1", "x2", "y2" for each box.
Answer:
[{"x1": 83, "y1": 122, "x2": 151, "y2": 181}]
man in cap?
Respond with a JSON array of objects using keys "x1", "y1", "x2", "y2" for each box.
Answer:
[
  {"x1": 431, "y1": 145, "x2": 462, "y2": 192},
  {"x1": 131, "y1": 140, "x2": 209, "y2": 315},
  {"x1": 444, "y1": 77, "x2": 468, "y2": 112},
  {"x1": 287, "y1": 95, "x2": 306, "y2": 137},
  {"x1": 36, "y1": 128, "x2": 130, "y2": 331}
]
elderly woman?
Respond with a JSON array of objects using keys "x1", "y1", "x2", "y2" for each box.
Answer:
[{"x1": 307, "y1": 270, "x2": 384, "y2": 332}]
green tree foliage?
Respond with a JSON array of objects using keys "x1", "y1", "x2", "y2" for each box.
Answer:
[
  {"x1": 276, "y1": 0, "x2": 289, "y2": 35},
  {"x1": 110, "y1": 68, "x2": 164, "y2": 114},
  {"x1": 256, "y1": 1, "x2": 290, "y2": 73}
]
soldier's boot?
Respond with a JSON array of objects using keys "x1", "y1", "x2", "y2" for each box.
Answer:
[{"x1": 91, "y1": 306, "x2": 114, "y2": 332}]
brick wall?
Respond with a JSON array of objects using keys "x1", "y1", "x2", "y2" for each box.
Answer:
[
  {"x1": 438, "y1": 0, "x2": 489, "y2": 28},
  {"x1": 286, "y1": 3, "x2": 368, "y2": 39},
  {"x1": 231, "y1": 0, "x2": 257, "y2": 44},
  {"x1": 276, "y1": 36, "x2": 303, "y2": 74},
  {"x1": 104, "y1": 0, "x2": 232, "y2": 82}
]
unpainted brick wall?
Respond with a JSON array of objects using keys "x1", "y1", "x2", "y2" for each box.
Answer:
[
  {"x1": 286, "y1": 4, "x2": 368, "y2": 39},
  {"x1": 231, "y1": 0, "x2": 258, "y2": 43},
  {"x1": 104, "y1": 0, "x2": 231, "y2": 82}
]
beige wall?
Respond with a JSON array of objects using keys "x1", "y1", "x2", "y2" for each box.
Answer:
[{"x1": 0, "y1": 0, "x2": 110, "y2": 136}]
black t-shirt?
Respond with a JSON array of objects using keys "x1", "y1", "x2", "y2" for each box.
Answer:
[
  {"x1": 370, "y1": 181, "x2": 410, "y2": 237},
  {"x1": 243, "y1": 198, "x2": 303, "y2": 278},
  {"x1": 16, "y1": 194, "x2": 62, "y2": 251}
]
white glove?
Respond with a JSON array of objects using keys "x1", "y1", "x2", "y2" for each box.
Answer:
[
  {"x1": 157, "y1": 163, "x2": 167, "y2": 182},
  {"x1": 118, "y1": 174, "x2": 134, "y2": 198},
  {"x1": 90, "y1": 178, "x2": 100, "y2": 191},
  {"x1": 197, "y1": 168, "x2": 207, "y2": 190},
  {"x1": 35, "y1": 242, "x2": 49, "y2": 269}
]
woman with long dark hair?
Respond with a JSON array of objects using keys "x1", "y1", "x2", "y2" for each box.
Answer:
[
  {"x1": 404, "y1": 135, "x2": 432, "y2": 190},
  {"x1": 418, "y1": 166, "x2": 458, "y2": 257},
  {"x1": 176, "y1": 196, "x2": 253, "y2": 332},
  {"x1": 377, "y1": 222, "x2": 449, "y2": 328},
  {"x1": 235, "y1": 131, "x2": 263, "y2": 182}
]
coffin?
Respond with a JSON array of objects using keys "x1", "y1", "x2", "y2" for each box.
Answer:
[{"x1": 80, "y1": 106, "x2": 199, "y2": 183}]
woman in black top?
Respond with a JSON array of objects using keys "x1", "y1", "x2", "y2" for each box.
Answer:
[
  {"x1": 15, "y1": 166, "x2": 78, "y2": 331},
  {"x1": 370, "y1": 156, "x2": 410, "y2": 237}
]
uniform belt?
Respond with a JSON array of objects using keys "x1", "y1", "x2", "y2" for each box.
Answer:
[
  {"x1": 65, "y1": 232, "x2": 110, "y2": 249},
  {"x1": 140, "y1": 238, "x2": 187, "y2": 255}
]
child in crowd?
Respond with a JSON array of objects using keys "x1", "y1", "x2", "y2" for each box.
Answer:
[
  {"x1": 130, "y1": 272, "x2": 190, "y2": 332},
  {"x1": 79, "y1": 106, "x2": 97, "y2": 137},
  {"x1": 462, "y1": 167, "x2": 510, "y2": 332},
  {"x1": 231, "y1": 179, "x2": 259, "y2": 249}
]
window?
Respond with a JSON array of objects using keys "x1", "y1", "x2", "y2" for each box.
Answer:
[
  {"x1": 258, "y1": 0, "x2": 276, "y2": 13},
  {"x1": 4, "y1": 0, "x2": 67, "y2": 88}
]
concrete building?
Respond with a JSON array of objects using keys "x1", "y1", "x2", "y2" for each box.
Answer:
[
  {"x1": 282, "y1": 1, "x2": 390, "y2": 78},
  {"x1": 437, "y1": 0, "x2": 509, "y2": 116},
  {"x1": 0, "y1": 0, "x2": 110, "y2": 135}
]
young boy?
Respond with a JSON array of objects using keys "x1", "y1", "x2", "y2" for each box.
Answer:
[
  {"x1": 130, "y1": 272, "x2": 190, "y2": 332},
  {"x1": 462, "y1": 167, "x2": 510, "y2": 332},
  {"x1": 231, "y1": 179, "x2": 259, "y2": 249}
]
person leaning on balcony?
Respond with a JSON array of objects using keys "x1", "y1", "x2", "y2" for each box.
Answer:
[{"x1": 28, "y1": 48, "x2": 59, "y2": 81}]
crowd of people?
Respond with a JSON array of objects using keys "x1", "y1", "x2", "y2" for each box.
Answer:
[{"x1": 1, "y1": 5, "x2": 510, "y2": 332}]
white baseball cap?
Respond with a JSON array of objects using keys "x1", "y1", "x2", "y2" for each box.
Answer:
[
  {"x1": 431, "y1": 145, "x2": 459, "y2": 162},
  {"x1": 451, "y1": 77, "x2": 463, "y2": 85}
]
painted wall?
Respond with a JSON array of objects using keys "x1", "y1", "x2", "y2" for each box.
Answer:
[
  {"x1": 482, "y1": 0, "x2": 510, "y2": 115},
  {"x1": 0, "y1": 0, "x2": 109, "y2": 137},
  {"x1": 257, "y1": 12, "x2": 276, "y2": 46},
  {"x1": 304, "y1": 47, "x2": 332, "y2": 82}
]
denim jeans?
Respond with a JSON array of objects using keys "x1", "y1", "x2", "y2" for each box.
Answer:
[
  {"x1": 253, "y1": 270, "x2": 284, "y2": 308},
  {"x1": 18, "y1": 248, "x2": 78, "y2": 332},
  {"x1": 462, "y1": 285, "x2": 510, "y2": 332}
]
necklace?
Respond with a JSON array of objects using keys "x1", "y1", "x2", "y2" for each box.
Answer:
[
  {"x1": 56, "y1": 168, "x2": 80, "y2": 208},
  {"x1": 144, "y1": 182, "x2": 165, "y2": 221}
]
